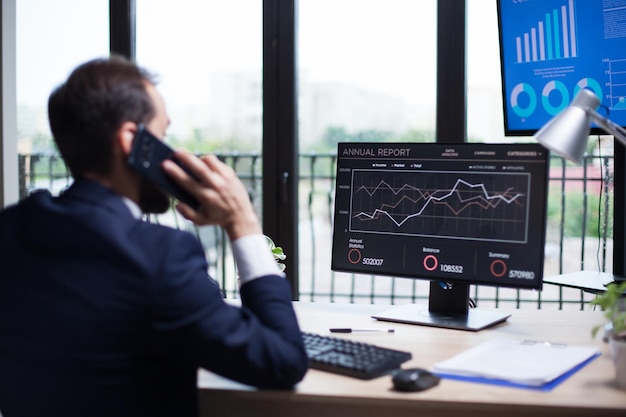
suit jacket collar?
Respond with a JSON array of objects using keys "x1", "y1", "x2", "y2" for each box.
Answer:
[
  {"x1": 15, "y1": 179, "x2": 140, "y2": 255},
  {"x1": 61, "y1": 179, "x2": 137, "y2": 220}
]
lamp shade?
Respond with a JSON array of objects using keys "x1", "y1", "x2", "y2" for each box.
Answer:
[{"x1": 533, "y1": 88, "x2": 600, "y2": 164}]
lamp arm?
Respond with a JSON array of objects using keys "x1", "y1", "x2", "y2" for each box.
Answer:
[{"x1": 588, "y1": 109, "x2": 626, "y2": 146}]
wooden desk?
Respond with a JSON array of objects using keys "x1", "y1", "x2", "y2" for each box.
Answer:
[{"x1": 198, "y1": 302, "x2": 626, "y2": 417}]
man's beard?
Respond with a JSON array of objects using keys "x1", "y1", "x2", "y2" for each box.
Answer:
[{"x1": 138, "y1": 178, "x2": 171, "y2": 214}]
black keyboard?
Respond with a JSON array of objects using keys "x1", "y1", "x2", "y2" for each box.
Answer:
[{"x1": 302, "y1": 332, "x2": 412, "y2": 380}]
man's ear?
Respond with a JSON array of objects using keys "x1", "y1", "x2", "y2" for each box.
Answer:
[{"x1": 117, "y1": 122, "x2": 138, "y2": 156}]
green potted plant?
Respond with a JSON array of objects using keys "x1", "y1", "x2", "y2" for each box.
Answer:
[
  {"x1": 591, "y1": 280, "x2": 626, "y2": 390},
  {"x1": 266, "y1": 236, "x2": 286, "y2": 272}
]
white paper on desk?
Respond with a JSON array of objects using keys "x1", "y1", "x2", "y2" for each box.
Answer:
[{"x1": 432, "y1": 337, "x2": 600, "y2": 386}]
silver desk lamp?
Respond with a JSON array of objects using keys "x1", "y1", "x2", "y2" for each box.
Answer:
[
  {"x1": 535, "y1": 88, "x2": 626, "y2": 291},
  {"x1": 534, "y1": 88, "x2": 626, "y2": 163}
]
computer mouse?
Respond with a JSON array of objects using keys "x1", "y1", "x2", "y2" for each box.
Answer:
[{"x1": 391, "y1": 368, "x2": 441, "y2": 392}]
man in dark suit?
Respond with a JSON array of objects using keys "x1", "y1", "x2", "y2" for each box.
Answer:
[{"x1": 0, "y1": 56, "x2": 308, "y2": 417}]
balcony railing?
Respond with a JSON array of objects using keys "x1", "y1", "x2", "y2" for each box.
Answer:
[{"x1": 18, "y1": 151, "x2": 614, "y2": 311}]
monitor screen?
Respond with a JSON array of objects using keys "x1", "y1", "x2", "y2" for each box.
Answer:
[
  {"x1": 497, "y1": 0, "x2": 626, "y2": 135},
  {"x1": 331, "y1": 142, "x2": 549, "y2": 330}
]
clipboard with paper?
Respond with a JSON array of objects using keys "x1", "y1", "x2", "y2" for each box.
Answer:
[{"x1": 432, "y1": 337, "x2": 601, "y2": 390}]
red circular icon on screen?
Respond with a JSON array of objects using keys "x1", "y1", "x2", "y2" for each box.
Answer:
[
  {"x1": 490, "y1": 259, "x2": 507, "y2": 277},
  {"x1": 348, "y1": 249, "x2": 362, "y2": 264},
  {"x1": 423, "y1": 255, "x2": 438, "y2": 271}
]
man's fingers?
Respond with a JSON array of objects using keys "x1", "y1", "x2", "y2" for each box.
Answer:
[
  {"x1": 163, "y1": 150, "x2": 218, "y2": 190},
  {"x1": 170, "y1": 150, "x2": 218, "y2": 185},
  {"x1": 161, "y1": 159, "x2": 198, "y2": 192},
  {"x1": 201, "y1": 154, "x2": 236, "y2": 180}
]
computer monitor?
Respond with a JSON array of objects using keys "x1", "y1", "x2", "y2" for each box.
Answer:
[
  {"x1": 331, "y1": 142, "x2": 549, "y2": 331},
  {"x1": 497, "y1": 0, "x2": 626, "y2": 136}
]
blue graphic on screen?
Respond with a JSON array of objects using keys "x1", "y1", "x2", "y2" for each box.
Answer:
[{"x1": 498, "y1": 0, "x2": 626, "y2": 134}]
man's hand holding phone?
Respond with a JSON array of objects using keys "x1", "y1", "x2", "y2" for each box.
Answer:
[{"x1": 162, "y1": 150, "x2": 262, "y2": 241}]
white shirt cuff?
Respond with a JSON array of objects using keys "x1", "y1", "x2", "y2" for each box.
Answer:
[{"x1": 232, "y1": 234, "x2": 285, "y2": 285}]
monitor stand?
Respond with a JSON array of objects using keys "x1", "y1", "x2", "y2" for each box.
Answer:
[{"x1": 372, "y1": 282, "x2": 511, "y2": 332}]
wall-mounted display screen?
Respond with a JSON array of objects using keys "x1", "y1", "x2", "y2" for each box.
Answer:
[{"x1": 497, "y1": 0, "x2": 626, "y2": 135}]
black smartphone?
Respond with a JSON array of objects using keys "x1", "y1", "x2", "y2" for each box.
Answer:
[{"x1": 127, "y1": 125, "x2": 199, "y2": 210}]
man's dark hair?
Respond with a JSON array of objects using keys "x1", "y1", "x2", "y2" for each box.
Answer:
[{"x1": 48, "y1": 55, "x2": 157, "y2": 178}]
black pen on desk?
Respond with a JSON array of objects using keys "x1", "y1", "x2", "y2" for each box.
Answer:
[{"x1": 329, "y1": 328, "x2": 395, "y2": 333}]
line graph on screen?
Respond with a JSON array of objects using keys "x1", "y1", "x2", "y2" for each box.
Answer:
[{"x1": 349, "y1": 170, "x2": 531, "y2": 243}]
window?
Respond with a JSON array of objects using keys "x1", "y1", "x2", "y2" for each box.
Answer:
[
  {"x1": 136, "y1": 0, "x2": 263, "y2": 288},
  {"x1": 297, "y1": 0, "x2": 438, "y2": 301},
  {"x1": 298, "y1": 0, "x2": 438, "y2": 151},
  {"x1": 466, "y1": 0, "x2": 506, "y2": 142},
  {"x1": 16, "y1": 0, "x2": 109, "y2": 195},
  {"x1": 135, "y1": 0, "x2": 263, "y2": 154}
]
